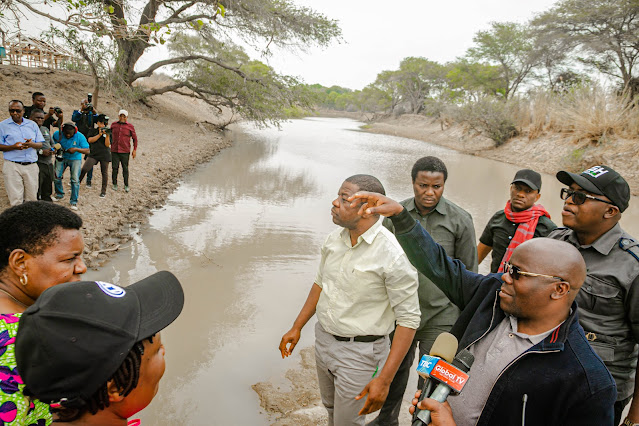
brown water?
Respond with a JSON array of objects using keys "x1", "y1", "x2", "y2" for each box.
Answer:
[{"x1": 85, "y1": 117, "x2": 639, "y2": 425}]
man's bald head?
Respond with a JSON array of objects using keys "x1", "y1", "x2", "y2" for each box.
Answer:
[
  {"x1": 516, "y1": 238, "x2": 586, "y2": 299},
  {"x1": 500, "y1": 238, "x2": 586, "y2": 329}
]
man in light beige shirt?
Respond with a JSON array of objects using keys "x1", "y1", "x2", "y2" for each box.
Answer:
[{"x1": 279, "y1": 174, "x2": 420, "y2": 426}]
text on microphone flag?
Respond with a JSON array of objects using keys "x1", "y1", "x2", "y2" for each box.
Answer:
[
  {"x1": 430, "y1": 360, "x2": 469, "y2": 393},
  {"x1": 416, "y1": 354, "x2": 441, "y2": 378}
]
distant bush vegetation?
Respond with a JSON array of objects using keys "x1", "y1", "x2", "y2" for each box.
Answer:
[{"x1": 309, "y1": 0, "x2": 639, "y2": 146}]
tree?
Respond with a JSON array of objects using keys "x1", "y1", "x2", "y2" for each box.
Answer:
[
  {"x1": 166, "y1": 34, "x2": 313, "y2": 128},
  {"x1": 3, "y1": 0, "x2": 340, "y2": 118},
  {"x1": 533, "y1": 0, "x2": 639, "y2": 89},
  {"x1": 372, "y1": 70, "x2": 402, "y2": 114},
  {"x1": 395, "y1": 57, "x2": 447, "y2": 114},
  {"x1": 445, "y1": 59, "x2": 507, "y2": 101},
  {"x1": 467, "y1": 22, "x2": 539, "y2": 99}
]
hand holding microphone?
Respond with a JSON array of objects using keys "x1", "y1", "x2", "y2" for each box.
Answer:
[{"x1": 412, "y1": 332, "x2": 474, "y2": 426}]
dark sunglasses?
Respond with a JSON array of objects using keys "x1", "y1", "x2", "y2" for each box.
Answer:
[
  {"x1": 8, "y1": 109, "x2": 22, "y2": 113},
  {"x1": 560, "y1": 188, "x2": 615, "y2": 206},
  {"x1": 503, "y1": 262, "x2": 564, "y2": 282}
]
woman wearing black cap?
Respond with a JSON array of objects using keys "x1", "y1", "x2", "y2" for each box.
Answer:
[
  {"x1": 0, "y1": 201, "x2": 87, "y2": 425},
  {"x1": 15, "y1": 271, "x2": 184, "y2": 425}
]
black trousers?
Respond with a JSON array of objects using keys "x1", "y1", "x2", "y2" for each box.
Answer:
[
  {"x1": 37, "y1": 162, "x2": 54, "y2": 202},
  {"x1": 111, "y1": 152, "x2": 130, "y2": 186},
  {"x1": 80, "y1": 157, "x2": 109, "y2": 194}
]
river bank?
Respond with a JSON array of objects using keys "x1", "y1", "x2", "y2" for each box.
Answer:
[
  {"x1": 0, "y1": 66, "x2": 232, "y2": 268},
  {"x1": 363, "y1": 114, "x2": 639, "y2": 195}
]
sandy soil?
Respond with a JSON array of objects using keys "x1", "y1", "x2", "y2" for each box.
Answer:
[
  {"x1": 364, "y1": 114, "x2": 639, "y2": 195},
  {"x1": 0, "y1": 66, "x2": 233, "y2": 269}
]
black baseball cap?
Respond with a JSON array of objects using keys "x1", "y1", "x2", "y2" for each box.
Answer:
[
  {"x1": 16, "y1": 271, "x2": 184, "y2": 407},
  {"x1": 557, "y1": 165, "x2": 630, "y2": 212},
  {"x1": 512, "y1": 169, "x2": 542, "y2": 191}
]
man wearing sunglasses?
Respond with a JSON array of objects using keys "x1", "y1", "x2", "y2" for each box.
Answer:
[
  {"x1": 549, "y1": 165, "x2": 639, "y2": 426},
  {"x1": 349, "y1": 191, "x2": 616, "y2": 425},
  {"x1": 0, "y1": 100, "x2": 44, "y2": 206}
]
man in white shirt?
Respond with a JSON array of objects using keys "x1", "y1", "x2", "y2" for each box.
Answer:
[{"x1": 279, "y1": 174, "x2": 421, "y2": 426}]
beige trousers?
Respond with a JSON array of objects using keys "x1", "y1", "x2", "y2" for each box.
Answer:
[
  {"x1": 3, "y1": 160, "x2": 38, "y2": 206},
  {"x1": 315, "y1": 322, "x2": 390, "y2": 426}
]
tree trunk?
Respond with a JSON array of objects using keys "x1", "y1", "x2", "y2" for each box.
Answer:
[{"x1": 115, "y1": 38, "x2": 149, "y2": 85}]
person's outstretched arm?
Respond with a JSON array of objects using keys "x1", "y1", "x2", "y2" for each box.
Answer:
[{"x1": 349, "y1": 192, "x2": 496, "y2": 310}]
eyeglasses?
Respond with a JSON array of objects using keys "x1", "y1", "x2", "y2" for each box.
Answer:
[
  {"x1": 503, "y1": 262, "x2": 564, "y2": 282},
  {"x1": 8, "y1": 109, "x2": 22, "y2": 113},
  {"x1": 560, "y1": 188, "x2": 614, "y2": 206}
]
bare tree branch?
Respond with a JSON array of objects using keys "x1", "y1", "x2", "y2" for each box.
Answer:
[{"x1": 131, "y1": 54, "x2": 263, "y2": 83}]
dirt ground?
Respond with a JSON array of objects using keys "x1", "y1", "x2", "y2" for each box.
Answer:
[
  {"x1": 364, "y1": 114, "x2": 639, "y2": 195},
  {"x1": 0, "y1": 65, "x2": 232, "y2": 268}
]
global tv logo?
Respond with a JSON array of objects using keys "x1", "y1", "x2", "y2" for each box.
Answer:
[{"x1": 96, "y1": 281, "x2": 126, "y2": 298}]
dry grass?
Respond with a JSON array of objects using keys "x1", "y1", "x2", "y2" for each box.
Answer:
[{"x1": 514, "y1": 86, "x2": 639, "y2": 144}]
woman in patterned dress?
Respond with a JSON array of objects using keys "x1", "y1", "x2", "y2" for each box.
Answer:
[{"x1": 0, "y1": 201, "x2": 86, "y2": 425}]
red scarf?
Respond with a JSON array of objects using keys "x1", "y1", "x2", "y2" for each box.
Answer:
[{"x1": 497, "y1": 201, "x2": 551, "y2": 272}]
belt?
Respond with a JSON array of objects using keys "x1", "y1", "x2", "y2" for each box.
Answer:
[
  {"x1": 10, "y1": 161, "x2": 36, "y2": 165},
  {"x1": 332, "y1": 334, "x2": 385, "y2": 343}
]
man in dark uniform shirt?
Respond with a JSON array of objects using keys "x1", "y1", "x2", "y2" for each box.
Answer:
[
  {"x1": 549, "y1": 165, "x2": 639, "y2": 426},
  {"x1": 478, "y1": 169, "x2": 556, "y2": 273}
]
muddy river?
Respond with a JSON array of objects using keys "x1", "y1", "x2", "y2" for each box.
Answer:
[{"x1": 84, "y1": 117, "x2": 639, "y2": 425}]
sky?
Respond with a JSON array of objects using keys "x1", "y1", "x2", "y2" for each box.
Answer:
[
  {"x1": 17, "y1": 0, "x2": 560, "y2": 90},
  {"x1": 257, "y1": 0, "x2": 561, "y2": 90}
]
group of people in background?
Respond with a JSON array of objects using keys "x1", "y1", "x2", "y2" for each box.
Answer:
[
  {"x1": 281, "y1": 157, "x2": 639, "y2": 426},
  {"x1": 0, "y1": 94, "x2": 138, "y2": 210}
]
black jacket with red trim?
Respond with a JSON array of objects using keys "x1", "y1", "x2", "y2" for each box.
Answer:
[{"x1": 390, "y1": 208, "x2": 616, "y2": 426}]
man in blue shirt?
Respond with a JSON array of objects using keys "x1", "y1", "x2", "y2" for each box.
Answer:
[
  {"x1": 0, "y1": 100, "x2": 44, "y2": 206},
  {"x1": 52, "y1": 122, "x2": 89, "y2": 210}
]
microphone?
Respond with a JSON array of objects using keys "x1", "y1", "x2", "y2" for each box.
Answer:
[
  {"x1": 413, "y1": 349, "x2": 475, "y2": 425},
  {"x1": 413, "y1": 333, "x2": 458, "y2": 426}
]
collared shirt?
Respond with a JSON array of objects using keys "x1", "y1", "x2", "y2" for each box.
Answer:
[
  {"x1": 448, "y1": 316, "x2": 559, "y2": 426},
  {"x1": 384, "y1": 197, "x2": 477, "y2": 337},
  {"x1": 550, "y1": 224, "x2": 639, "y2": 400},
  {"x1": 0, "y1": 118, "x2": 44, "y2": 163},
  {"x1": 315, "y1": 218, "x2": 420, "y2": 337},
  {"x1": 110, "y1": 121, "x2": 138, "y2": 153},
  {"x1": 480, "y1": 209, "x2": 557, "y2": 273},
  {"x1": 51, "y1": 131, "x2": 89, "y2": 161}
]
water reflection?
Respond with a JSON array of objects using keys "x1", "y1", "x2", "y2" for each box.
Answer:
[{"x1": 84, "y1": 117, "x2": 639, "y2": 425}]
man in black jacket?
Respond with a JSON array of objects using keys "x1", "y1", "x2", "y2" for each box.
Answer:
[{"x1": 350, "y1": 192, "x2": 616, "y2": 426}]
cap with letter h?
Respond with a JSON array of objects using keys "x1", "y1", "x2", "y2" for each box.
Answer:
[{"x1": 557, "y1": 165, "x2": 630, "y2": 212}]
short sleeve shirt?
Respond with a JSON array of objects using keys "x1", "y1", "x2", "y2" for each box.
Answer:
[
  {"x1": 0, "y1": 118, "x2": 44, "y2": 163},
  {"x1": 51, "y1": 131, "x2": 88, "y2": 161},
  {"x1": 480, "y1": 210, "x2": 557, "y2": 273},
  {"x1": 86, "y1": 128, "x2": 111, "y2": 162}
]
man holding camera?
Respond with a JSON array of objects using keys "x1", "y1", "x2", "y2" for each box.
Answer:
[
  {"x1": 72, "y1": 95, "x2": 98, "y2": 187},
  {"x1": 79, "y1": 114, "x2": 111, "y2": 198},
  {"x1": 52, "y1": 122, "x2": 89, "y2": 210},
  {"x1": 24, "y1": 92, "x2": 63, "y2": 130},
  {"x1": 110, "y1": 109, "x2": 137, "y2": 193}
]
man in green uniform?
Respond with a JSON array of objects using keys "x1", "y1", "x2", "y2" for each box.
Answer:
[{"x1": 370, "y1": 156, "x2": 477, "y2": 426}]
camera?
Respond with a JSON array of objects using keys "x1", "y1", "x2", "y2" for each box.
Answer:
[
  {"x1": 100, "y1": 127, "x2": 112, "y2": 136},
  {"x1": 54, "y1": 143, "x2": 65, "y2": 161},
  {"x1": 85, "y1": 93, "x2": 94, "y2": 112},
  {"x1": 53, "y1": 106, "x2": 62, "y2": 115}
]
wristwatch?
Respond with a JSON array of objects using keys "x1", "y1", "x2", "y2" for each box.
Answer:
[{"x1": 623, "y1": 417, "x2": 639, "y2": 426}]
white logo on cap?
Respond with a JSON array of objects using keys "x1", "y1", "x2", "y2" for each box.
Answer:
[
  {"x1": 96, "y1": 281, "x2": 126, "y2": 298},
  {"x1": 583, "y1": 166, "x2": 609, "y2": 178}
]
